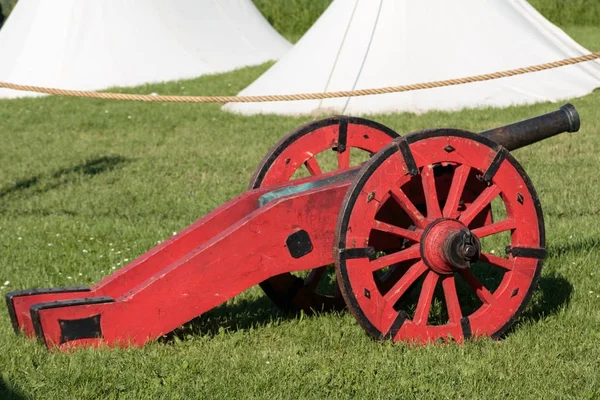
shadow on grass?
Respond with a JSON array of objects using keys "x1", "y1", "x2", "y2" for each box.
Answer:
[
  {"x1": 162, "y1": 271, "x2": 572, "y2": 344},
  {"x1": 0, "y1": 155, "x2": 130, "y2": 198},
  {"x1": 0, "y1": 379, "x2": 28, "y2": 400},
  {"x1": 510, "y1": 236, "x2": 596, "y2": 323},
  {"x1": 520, "y1": 273, "x2": 573, "y2": 322},
  {"x1": 160, "y1": 240, "x2": 578, "y2": 343},
  {"x1": 161, "y1": 295, "x2": 297, "y2": 342}
]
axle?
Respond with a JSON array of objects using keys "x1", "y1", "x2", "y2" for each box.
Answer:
[{"x1": 479, "y1": 103, "x2": 579, "y2": 151}]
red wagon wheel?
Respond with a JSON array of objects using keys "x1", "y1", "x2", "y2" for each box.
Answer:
[
  {"x1": 250, "y1": 116, "x2": 399, "y2": 312},
  {"x1": 335, "y1": 129, "x2": 545, "y2": 343}
]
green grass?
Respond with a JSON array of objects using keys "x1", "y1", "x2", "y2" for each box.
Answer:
[
  {"x1": 0, "y1": 0, "x2": 16, "y2": 18},
  {"x1": 0, "y1": 18, "x2": 600, "y2": 400},
  {"x1": 252, "y1": 0, "x2": 332, "y2": 43},
  {"x1": 528, "y1": 0, "x2": 600, "y2": 26}
]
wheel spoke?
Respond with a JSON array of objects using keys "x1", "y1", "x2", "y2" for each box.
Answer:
[
  {"x1": 458, "y1": 184, "x2": 501, "y2": 226},
  {"x1": 370, "y1": 244, "x2": 421, "y2": 272},
  {"x1": 390, "y1": 187, "x2": 427, "y2": 229},
  {"x1": 372, "y1": 220, "x2": 422, "y2": 243},
  {"x1": 480, "y1": 253, "x2": 514, "y2": 271},
  {"x1": 383, "y1": 261, "x2": 428, "y2": 305},
  {"x1": 421, "y1": 165, "x2": 442, "y2": 220},
  {"x1": 458, "y1": 269, "x2": 495, "y2": 305},
  {"x1": 471, "y1": 218, "x2": 516, "y2": 238},
  {"x1": 413, "y1": 271, "x2": 439, "y2": 325},
  {"x1": 338, "y1": 148, "x2": 351, "y2": 170},
  {"x1": 443, "y1": 165, "x2": 471, "y2": 219},
  {"x1": 304, "y1": 266, "x2": 327, "y2": 291},
  {"x1": 442, "y1": 276, "x2": 463, "y2": 324},
  {"x1": 304, "y1": 157, "x2": 323, "y2": 176}
]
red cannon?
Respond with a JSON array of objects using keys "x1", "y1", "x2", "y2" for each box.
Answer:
[{"x1": 6, "y1": 104, "x2": 580, "y2": 350}]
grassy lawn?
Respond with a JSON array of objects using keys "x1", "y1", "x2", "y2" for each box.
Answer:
[{"x1": 0, "y1": 18, "x2": 599, "y2": 400}]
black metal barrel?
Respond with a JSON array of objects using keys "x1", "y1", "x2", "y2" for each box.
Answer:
[{"x1": 479, "y1": 103, "x2": 580, "y2": 151}]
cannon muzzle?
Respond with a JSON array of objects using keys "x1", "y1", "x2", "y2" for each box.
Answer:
[{"x1": 479, "y1": 103, "x2": 580, "y2": 151}]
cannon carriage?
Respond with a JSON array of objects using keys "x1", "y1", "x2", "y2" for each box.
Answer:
[{"x1": 6, "y1": 104, "x2": 580, "y2": 350}]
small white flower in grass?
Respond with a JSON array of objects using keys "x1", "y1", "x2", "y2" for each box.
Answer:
[
  {"x1": 48, "y1": 243, "x2": 53, "y2": 247},
  {"x1": 124, "y1": 259, "x2": 129, "y2": 262},
  {"x1": 109, "y1": 243, "x2": 113, "y2": 246},
  {"x1": 157, "y1": 240, "x2": 162, "y2": 244},
  {"x1": 104, "y1": 110, "x2": 109, "y2": 114},
  {"x1": 112, "y1": 266, "x2": 116, "y2": 270},
  {"x1": 99, "y1": 255, "x2": 104, "y2": 258},
  {"x1": 90, "y1": 237, "x2": 94, "y2": 241},
  {"x1": 490, "y1": 250, "x2": 495, "y2": 254},
  {"x1": 0, "y1": 287, "x2": 4, "y2": 290},
  {"x1": 266, "y1": 361, "x2": 270, "y2": 365},
  {"x1": 116, "y1": 251, "x2": 121, "y2": 255},
  {"x1": 128, "y1": 116, "x2": 132, "y2": 119},
  {"x1": 151, "y1": 92, "x2": 158, "y2": 97},
  {"x1": 18, "y1": 237, "x2": 22, "y2": 240},
  {"x1": 67, "y1": 276, "x2": 72, "y2": 280},
  {"x1": 101, "y1": 270, "x2": 105, "y2": 274},
  {"x1": 56, "y1": 234, "x2": 60, "y2": 237},
  {"x1": 111, "y1": 248, "x2": 115, "y2": 252},
  {"x1": 589, "y1": 291, "x2": 594, "y2": 294},
  {"x1": 569, "y1": 235, "x2": 574, "y2": 239},
  {"x1": 83, "y1": 249, "x2": 88, "y2": 253},
  {"x1": 3, "y1": 281, "x2": 9, "y2": 286},
  {"x1": 78, "y1": 273, "x2": 83, "y2": 276}
]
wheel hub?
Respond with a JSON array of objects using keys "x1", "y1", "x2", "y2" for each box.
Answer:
[{"x1": 420, "y1": 219, "x2": 481, "y2": 275}]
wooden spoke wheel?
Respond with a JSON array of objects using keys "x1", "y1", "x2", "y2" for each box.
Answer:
[
  {"x1": 250, "y1": 116, "x2": 399, "y2": 313},
  {"x1": 335, "y1": 129, "x2": 545, "y2": 343}
]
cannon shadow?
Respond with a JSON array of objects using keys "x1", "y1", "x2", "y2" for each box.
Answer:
[
  {"x1": 163, "y1": 270, "x2": 572, "y2": 343},
  {"x1": 0, "y1": 379, "x2": 29, "y2": 400},
  {"x1": 508, "y1": 237, "x2": 593, "y2": 326},
  {"x1": 164, "y1": 238, "x2": 581, "y2": 343},
  {"x1": 519, "y1": 273, "x2": 573, "y2": 322},
  {"x1": 163, "y1": 295, "x2": 299, "y2": 342},
  {"x1": 0, "y1": 155, "x2": 130, "y2": 199}
]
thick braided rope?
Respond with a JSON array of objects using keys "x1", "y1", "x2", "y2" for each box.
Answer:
[{"x1": 1, "y1": 52, "x2": 599, "y2": 103}]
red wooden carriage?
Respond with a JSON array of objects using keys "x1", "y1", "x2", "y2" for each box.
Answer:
[{"x1": 6, "y1": 104, "x2": 579, "y2": 350}]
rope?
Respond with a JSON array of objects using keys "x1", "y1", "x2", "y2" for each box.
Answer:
[{"x1": 0, "y1": 52, "x2": 599, "y2": 103}]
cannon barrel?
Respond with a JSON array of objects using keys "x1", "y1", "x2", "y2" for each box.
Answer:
[{"x1": 479, "y1": 103, "x2": 580, "y2": 151}]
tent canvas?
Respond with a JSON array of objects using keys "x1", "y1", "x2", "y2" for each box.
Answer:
[
  {"x1": 224, "y1": 0, "x2": 600, "y2": 116},
  {"x1": 0, "y1": 0, "x2": 291, "y2": 98}
]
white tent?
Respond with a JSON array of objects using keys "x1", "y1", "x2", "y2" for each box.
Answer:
[
  {"x1": 0, "y1": 0, "x2": 291, "y2": 98},
  {"x1": 224, "y1": 0, "x2": 600, "y2": 116}
]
